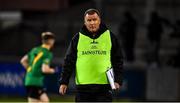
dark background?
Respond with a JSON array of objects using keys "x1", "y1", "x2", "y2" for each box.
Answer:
[{"x1": 0, "y1": 0, "x2": 179, "y2": 102}]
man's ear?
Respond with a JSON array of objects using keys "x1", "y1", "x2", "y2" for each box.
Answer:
[
  {"x1": 84, "y1": 17, "x2": 86, "y2": 24},
  {"x1": 84, "y1": 21, "x2": 86, "y2": 26}
]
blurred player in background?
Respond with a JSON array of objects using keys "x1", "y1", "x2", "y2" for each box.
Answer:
[{"x1": 20, "y1": 32, "x2": 58, "y2": 103}]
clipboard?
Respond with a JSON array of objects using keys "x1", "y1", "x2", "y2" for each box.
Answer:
[{"x1": 106, "y1": 68, "x2": 116, "y2": 90}]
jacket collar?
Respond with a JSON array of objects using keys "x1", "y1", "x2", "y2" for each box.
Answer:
[{"x1": 80, "y1": 23, "x2": 108, "y2": 39}]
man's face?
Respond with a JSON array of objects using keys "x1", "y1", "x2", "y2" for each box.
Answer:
[
  {"x1": 48, "y1": 39, "x2": 55, "y2": 48},
  {"x1": 84, "y1": 13, "x2": 101, "y2": 33}
]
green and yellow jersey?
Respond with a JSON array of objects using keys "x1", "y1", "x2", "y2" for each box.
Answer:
[{"x1": 25, "y1": 45, "x2": 53, "y2": 87}]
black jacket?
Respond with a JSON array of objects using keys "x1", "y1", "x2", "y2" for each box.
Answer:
[{"x1": 59, "y1": 23, "x2": 124, "y2": 89}]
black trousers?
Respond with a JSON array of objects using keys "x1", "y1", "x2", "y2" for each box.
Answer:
[{"x1": 75, "y1": 85, "x2": 112, "y2": 102}]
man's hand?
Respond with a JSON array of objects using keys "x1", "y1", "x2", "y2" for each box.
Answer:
[
  {"x1": 114, "y1": 82, "x2": 121, "y2": 90},
  {"x1": 59, "y1": 84, "x2": 68, "y2": 95}
]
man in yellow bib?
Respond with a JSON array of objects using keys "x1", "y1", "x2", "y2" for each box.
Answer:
[{"x1": 59, "y1": 8, "x2": 124, "y2": 102}]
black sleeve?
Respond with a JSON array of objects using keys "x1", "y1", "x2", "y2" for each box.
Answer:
[
  {"x1": 110, "y1": 32, "x2": 124, "y2": 86},
  {"x1": 59, "y1": 34, "x2": 79, "y2": 85}
]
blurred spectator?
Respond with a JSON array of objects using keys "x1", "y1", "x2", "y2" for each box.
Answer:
[
  {"x1": 118, "y1": 11, "x2": 137, "y2": 62},
  {"x1": 146, "y1": 11, "x2": 170, "y2": 67}
]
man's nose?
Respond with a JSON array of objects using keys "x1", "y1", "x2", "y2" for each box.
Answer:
[{"x1": 90, "y1": 21, "x2": 95, "y2": 25}]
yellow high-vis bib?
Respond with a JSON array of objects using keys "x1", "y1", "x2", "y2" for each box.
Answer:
[{"x1": 76, "y1": 30, "x2": 112, "y2": 85}]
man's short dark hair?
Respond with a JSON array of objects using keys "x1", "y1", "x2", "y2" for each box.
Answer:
[
  {"x1": 84, "y1": 8, "x2": 101, "y2": 17},
  {"x1": 41, "y1": 32, "x2": 55, "y2": 43}
]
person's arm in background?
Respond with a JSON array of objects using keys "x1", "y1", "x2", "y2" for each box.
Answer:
[
  {"x1": 110, "y1": 32, "x2": 124, "y2": 90},
  {"x1": 59, "y1": 34, "x2": 78, "y2": 95},
  {"x1": 20, "y1": 55, "x2": 29, "y2": 69},
  {"x1": 41, "y1": 53, "x2": 57, "y2": 74},
  {"x1": 42, "y1": 64, "x2": 55, "y2": 74}
]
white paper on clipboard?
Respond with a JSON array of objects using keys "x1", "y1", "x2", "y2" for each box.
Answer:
[{"x1": 106, "y1": 68, "x2": 116, "y2": 90}]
